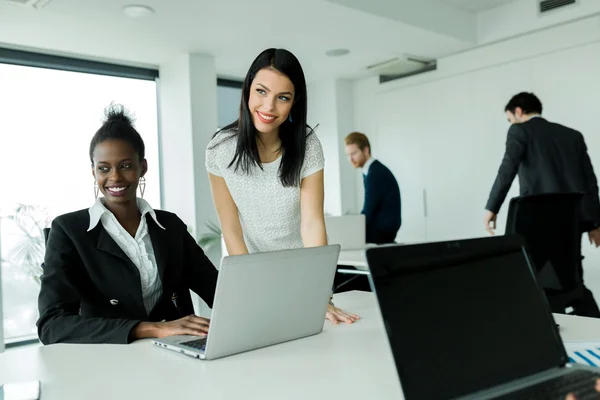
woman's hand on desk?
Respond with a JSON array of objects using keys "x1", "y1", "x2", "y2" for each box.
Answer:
[
  {"x1": 131, "y1": 315, "x2": 210, "y2": 339},
  {"x1": 326, "y1": 304, "x2": 360, "y2": 325}
]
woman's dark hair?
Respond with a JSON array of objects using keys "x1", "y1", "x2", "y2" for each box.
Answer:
[
  {"x1": 216, "y1": 48, "x2": 313, "y2": 187},
  {"x1": 89, "y1": 103, "x2": 145, "y2": 165}
]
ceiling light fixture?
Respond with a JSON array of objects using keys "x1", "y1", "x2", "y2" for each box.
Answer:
[
  {"x1": 122, "y1": 4, "x2": 155, "y2": 18},
  {"x1": 325, "y1": 48, "x2": 350, "y2": 57}
]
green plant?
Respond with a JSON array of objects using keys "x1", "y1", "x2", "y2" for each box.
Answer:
[
  {"x1": 197, "y1": 219, "x2": 222, "y2": 251},
  {"x1": 1, "y1": 204, "x2": 51, "y2": 284}
]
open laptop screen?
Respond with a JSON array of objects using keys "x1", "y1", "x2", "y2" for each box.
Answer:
[{"x1": 367, "y1": 237, "x2": 567, "y2": 400}]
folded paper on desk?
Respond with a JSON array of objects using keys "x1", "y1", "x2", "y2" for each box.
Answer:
[{"x1": 565, "y1": 342, "x2": 600, "y2": 367}]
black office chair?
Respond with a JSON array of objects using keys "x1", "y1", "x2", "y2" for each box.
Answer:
[{"x1": 505, "y1": 193, "x2": 599, "y2": 317}]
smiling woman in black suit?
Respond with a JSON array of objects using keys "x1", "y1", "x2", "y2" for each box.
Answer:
[{"x1": 37, "y1": 104, "x2": 218, "y2": 345}]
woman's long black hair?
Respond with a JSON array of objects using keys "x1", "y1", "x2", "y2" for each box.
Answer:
[{"x1": 215, "y1": 48, "x2": 313, "y2": 187}]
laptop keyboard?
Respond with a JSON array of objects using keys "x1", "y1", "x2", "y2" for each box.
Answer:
[
  {"x1": 181, "y1": 337, "x2": 207, "y2": 352},
  {"x1": 494, "y1": 370, "x2": 600, "y2": 399}
]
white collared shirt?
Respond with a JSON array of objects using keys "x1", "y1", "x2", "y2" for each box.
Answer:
[
  {"x1": 88, "y1": 197, "x2": 165, "y2": 315},
  {"x1": 362, "y1": 157, "x2": 376, "y2": 176}
]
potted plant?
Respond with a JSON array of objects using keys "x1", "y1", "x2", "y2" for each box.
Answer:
[{"x1": 1, "y1": 204, "x2": 51, "y2": 284}]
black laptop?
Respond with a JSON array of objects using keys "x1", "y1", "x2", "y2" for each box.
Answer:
[{"x1": 366, "y1": 235, "x2": 600, "y2": 400}]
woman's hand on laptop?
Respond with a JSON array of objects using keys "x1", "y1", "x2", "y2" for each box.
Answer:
[
  {"x1": 565, "y1": 378, "x2": 600, "y2": 399},
  {"x1": 326, "y1": 304, "x2": 360, "y2": 325},
  {"x1": 131, "y1": 315, "x2": 210, "y2": 339}
]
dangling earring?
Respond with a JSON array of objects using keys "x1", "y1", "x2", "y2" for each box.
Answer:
[
  {"x1": 288, "y1": 114, "x2": 293, "y2": 123},
  {"x1": 94, "y1": 180, "x2": 99, "y2": 199},
  {"x1": 138, "y1": 176, "x2": 146, "y2": 198}
]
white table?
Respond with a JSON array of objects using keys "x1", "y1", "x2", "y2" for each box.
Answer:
[
  {"x1": 0, "y1": 292, "x2": 402, "y2": 400},
  {"x1": 554, "y1": 313, "x2": 600, "y2": 342},
  {"x1": 3, "y1": 292, "x2": 600, "y2": 400}
]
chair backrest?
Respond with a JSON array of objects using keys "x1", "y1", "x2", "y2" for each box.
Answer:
[{"x1": 505, "y1": 193, "x2": 583, "y2": 292}]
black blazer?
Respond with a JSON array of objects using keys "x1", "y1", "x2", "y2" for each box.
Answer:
[
  {"x1": 486, "y1": 117, "x2": 600, "y2": 228},
  {"x1": 37, "y1": 209, "x2": 218, "y2": 345},
  {"x1": 362, "y1": 160, "x2": 402, "y2": 240}
]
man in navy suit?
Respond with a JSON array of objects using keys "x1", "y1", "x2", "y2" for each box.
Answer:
[{"x1": 345, "y1": 132, "x2": 401, "y2": 244}]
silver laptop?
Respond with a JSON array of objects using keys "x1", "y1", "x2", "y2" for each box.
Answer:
[
  {"x1": 366, "y1": 235, "x2": 600, "y2": 400},
  {"x1": 325, "y1": 215, "x2": 366, "y2": 250},
  {"x1": 153, "y1": 245, "x2": 340, "y2": 360}
]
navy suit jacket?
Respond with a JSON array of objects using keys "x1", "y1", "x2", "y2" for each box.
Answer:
[
  {"x1": 362, "y1": 160, "x2": 401, "y2": 241},
  {"x1": 37, "y1": 209, "x2": 218, "y2": 345}
]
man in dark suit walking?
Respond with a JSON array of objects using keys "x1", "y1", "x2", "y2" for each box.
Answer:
[
  {"x1": 485, "y1": 92, "x2": 600, "y2": 315},
  {"x1": 345, "y1": 132, "x2": 401, "y2": 244}
]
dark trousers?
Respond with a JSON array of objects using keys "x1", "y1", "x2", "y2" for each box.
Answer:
[
  {"x1": 573, "y1": 224, "x2": 600, "y2": 318},
  {"x1": 333, "y1": 265, "x2": 372, "y2": 294},
  {"x1": 366, "y1": 230, "x2": 396, "y2": 245},
  {"x1": 573, "y1": 287, "x2": 600, "y2": 318},
  {"x1": 573, "y1": 255, "x2": 600, "y2": 318}
]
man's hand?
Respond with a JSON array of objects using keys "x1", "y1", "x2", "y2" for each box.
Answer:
[
  {"x1": 484, "y1": 210, "x2": 497, "y2": 236},
  {"x1": 565, "y1": 378, "x2": 600, "y2": 399},
  {"x1": 588, "y1": 227, "x2": 600, "y2": 248},
  {"x1": 326, "y1": 304, "x2": 360, "y2": 325}
]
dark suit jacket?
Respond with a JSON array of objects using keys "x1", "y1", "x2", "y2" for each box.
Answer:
[
  {"x1": 486, "y1": 117, "x2": 600, "y2": 228},
  {"x1": 362, "y1": 160, "x2": 402, "y2": 241},
  {"x1": 37, "y1": 209, "x2": 218, "y2": 345}
]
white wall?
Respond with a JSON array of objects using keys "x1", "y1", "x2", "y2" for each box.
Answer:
[
  {"x1": 478, "y1": 0, "x2": 600, "y2": 45},
  {"x1": 307, "y1": 79, "x2": 358, "y2": 216},
  {"x1": 0, "y1": 218, "x2": 4, "y2": 353},
  {"x1": 159, "y1": 53, "x2": 219, "y2": 317},
  {"x1": 352, "y1": 15, "x2": 600, "y2": 294}
]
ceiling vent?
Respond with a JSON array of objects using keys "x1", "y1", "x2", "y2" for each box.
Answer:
[
  {"x1": 539, "y1": 0, "x2": 577, "y2": 14},
  {"x1": 3, "y1": 0, "x2": 52, "y2": 9},
  {"x1": 366, "y1": 55, "x2": 436, "y2": 84}
]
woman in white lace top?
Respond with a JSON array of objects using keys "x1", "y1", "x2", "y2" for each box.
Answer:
[{"x1": 206, "y1": 48, "x2": 359, "y2": 325}]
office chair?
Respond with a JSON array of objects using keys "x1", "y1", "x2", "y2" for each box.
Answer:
[{"x1": 505, "y1": 193, "x2": 596, "y2": 316}]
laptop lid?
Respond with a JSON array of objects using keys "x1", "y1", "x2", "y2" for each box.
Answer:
[
  {"x1": 366, "y1": 235, "x2": 567, "y2": 400},
  {"x1": 204, "y1": 244, "x2": 340, "y2": 360}
]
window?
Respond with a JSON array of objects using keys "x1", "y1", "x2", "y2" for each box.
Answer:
[
  {"x1": 217, "y1": 78, "x2": 242, "y2": 129},
  {"x1": 0, "y1": 61, "x2": 160, "y2": 345}
]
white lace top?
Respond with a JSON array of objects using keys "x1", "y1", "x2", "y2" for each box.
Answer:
[{"x1": 206, "y1": 129, "x2": 324, "y2": 253}]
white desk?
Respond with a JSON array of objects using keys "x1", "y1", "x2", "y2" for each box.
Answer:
[
  {"x1": 554, "y1": 313, "x2": 600, "y2": 342},
  {"x1": 3, "y1": 292, "x2": 600, "y2": 400},
  {"x1": 0, "y1": 292, "x2": 402, "y2": 400}
]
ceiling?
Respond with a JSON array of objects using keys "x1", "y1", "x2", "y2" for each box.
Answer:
[
  {"x1": 0, "y1": 0, "x2": 514, "y2": 82},
  {"x1": 439, "y1": 0, "x2": 519, "y2": 13}
]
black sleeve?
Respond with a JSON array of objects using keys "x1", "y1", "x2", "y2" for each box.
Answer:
[
  {"x1": 485, "y1": 124, "x2": 527, "y2": 214},
  {"x1": 36, "y1": 218, "x2": 140, "y2": 345},
  {"x1": 580, "y1": 135, "x2": 600, "y2": 227},
  {"x1": 178, "y1": 218, "x2": 218, "y2": 308}
]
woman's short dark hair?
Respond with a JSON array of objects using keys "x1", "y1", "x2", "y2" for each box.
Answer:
[
  {"x1": 505, "y1": 92, "x2": 543, "y2": 115},
  {"x1": 214, "y1": 48, "x2": 313, "y2": 187},
  {"x1": 89, "y1": 103, "x2": 145, "y2": 165}
]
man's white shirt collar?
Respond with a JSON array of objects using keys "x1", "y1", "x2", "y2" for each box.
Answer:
[{"x1": 363, "y1": 158, "x2": 376, "y2": 176}]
